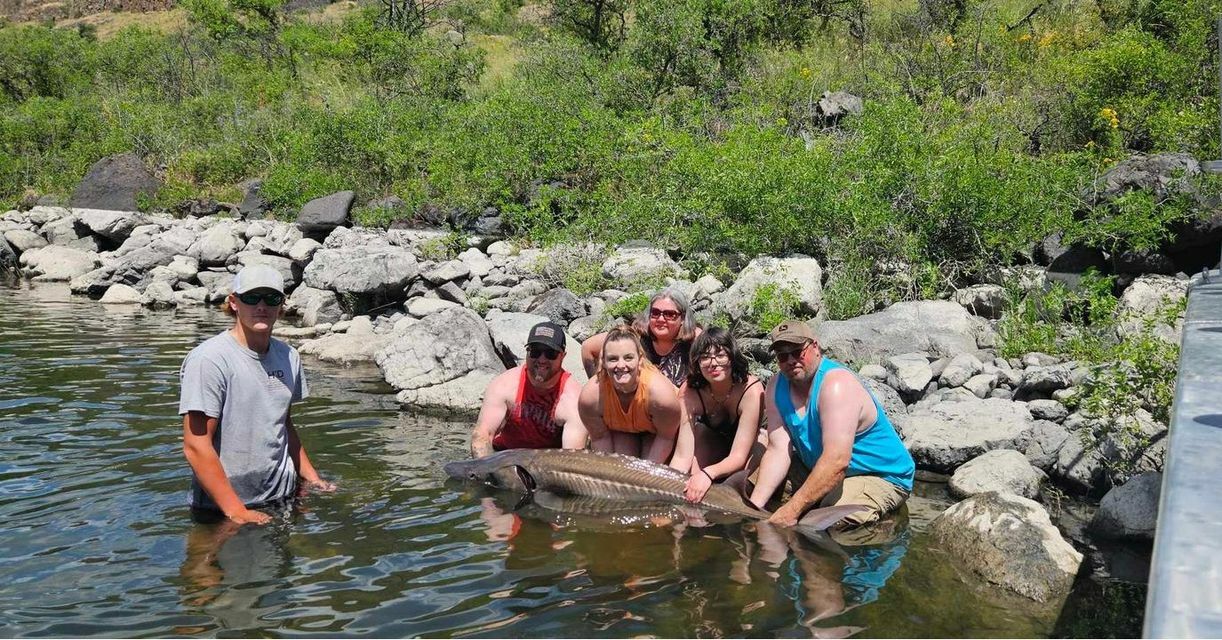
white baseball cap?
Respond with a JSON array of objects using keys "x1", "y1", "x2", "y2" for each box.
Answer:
[{"x1": 232, "y1": 264, "x2": 285, "y2": 295}]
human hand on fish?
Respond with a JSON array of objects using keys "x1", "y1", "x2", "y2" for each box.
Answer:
[
  {"x1": 683, "y1": 468, "x2": 712, "y2": 503},
  {"x1": 767, "y1": 501, "x2": 803, "y2": 527}
]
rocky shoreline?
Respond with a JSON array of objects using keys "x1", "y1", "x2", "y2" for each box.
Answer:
[{"x1": 1, "y1": 201, "x2": 1181, "y2": 608}]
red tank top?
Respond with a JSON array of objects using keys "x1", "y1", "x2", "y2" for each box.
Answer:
[{"x1": 492, "y1": 367, "x2": 570, "y2": 450}]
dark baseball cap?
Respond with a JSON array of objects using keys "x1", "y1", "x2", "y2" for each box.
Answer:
[
  {"x1": 525, "y1": 321, "x2": 566, "y2": 351},
  {"x1": 769, "y1": 319, "x2": 815, "y2": 350}
]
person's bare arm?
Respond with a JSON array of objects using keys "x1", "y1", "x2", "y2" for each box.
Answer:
[
  {"x1": 287, "y1": 412, "x2": 335, "y2": 493},
  {"x1": 557, "y1": 383, "x2": 589, "y2": 449},
  {"x1": 713, "y1": 379, "x2": 764, "y2": 478},
  {"x1": 580, "y1": 332, "x2": 607, "y2": 378},
  {"x1": 768, "y1": 371, "x2": 859, "y2": 526},
  {"x1": 183, "y1": 411, "x2": 271, "y2": 525},
  {"x1": 471, "y1": 371, "x2": 513, "y2": 458},
  {"x1": 749, "y1": 376, "x2": 791, "y2": 509},
  {"x1": 645, "y1": 378, "x2": 684, "y2": 468},
  {"x1": 578, "y1": 378, "x2": 613, "y2": 452}
]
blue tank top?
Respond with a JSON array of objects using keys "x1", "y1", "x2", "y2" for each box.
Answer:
[{"x1": 775, "y1": 357, "x2": 915, "y2": 491}]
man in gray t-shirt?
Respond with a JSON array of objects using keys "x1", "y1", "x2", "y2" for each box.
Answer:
[{"x1": 179, "y1": 264, "x2": 333, "y2": 524}]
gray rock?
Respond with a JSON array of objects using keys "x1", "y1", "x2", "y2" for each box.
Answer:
[
  {"x1": 526, "y1": 288, "x2": 586, "y2": 326},
  {"x1": 458, "y1": 248, "x2": 494, "y2": 279},
  {"x1": 949, "y1": 450, "x2": 1046, "y2": 499},
  {"x1": 168, "y1": 255, "x2": 200, "y2": 282},
  {"x1": 19, "y1": 245, "x2": 100, "y2": 281},
  {"x1": 1090, "y1": 472, "x2": 1161, "y2": 540},
  {"x1": 0, "y1": 236, "x2": 16, "y2": 272},
  {"x1": 4, "y1": 229, "x2": 48, "y2": 253},
  {"x1": 601, "y1": 244, "x2": 685, "y2": 287},
  {"x1": 100, "y1": 283, "x2": 142, "y2": 304},
  {"x1": 375, "y1": 307, "x2": 506, "y2": 413},
  {"x1": 187, "y1": 222, "x2": 245, "y2": 267},
  {"x1": 858, "y1": 363, "x2": 888, "y2": 382},
  {"x1": 1052, "y1": 431, "x2": 1108, "y2": 494},
  {"x1": 175, "y1": 286, "x2": 209, "y2": 305},
  {"x1": 1028, "y1": 399, "x2": 1068, "y2": 423},
  {"x1": 989, "y1": 388, "x2": 1014, "y2": 400},
  {"x1": 437, "y1": 281, "x2": 468, "y2": 305},
  {"x1": 407, "y1": 297, "x2": 460, "y2": 318},
  {"x1": 1022, "y1": 352, "x2": 1060, "y2": 367},
  {"x1": 1024, "y1": 420, "x2": 1070, "y2": 472},
  {"x1": 567, "y1": 315, "x2": 599, "y2": 342},
  {"x1": 713, "y1": 256, "x2": 823, "y2": 322},
  {"x1": 303, "y1": 245, "x2": 419, "y2": 298},
  {"x1": 486, "y1": 240, "x2": 517, "y2": 257},
  {"x1": 863, "y1": 377, "x2": 906, "y2": 419},
  {"x1": 297, "y1": 191, "x2": 354, "y2": 237},
  {"x1": 1117, "y1": 275, "x2": 1187, "y2": 341},
  {"x1": 963, "y1": 373, "x2": 998, "y2": 398},
  {"x1": 940, "y1": 353, "x2": 983, "y2": 388},
  {"x1": 243, "y1": 221, "x2": 303, "y2": 257},
  {"x1": 75, "y1": 209, "x2": 148, "y2": 243},
  {"x1": 70, "y1": 153, "x2": 159, "y2": 211},
  {"x1": 299, "y1": 331, "x2": 392, "y2": 365},
  {"x1": 286, "y1": 286, "x2": 344, "y2": 326},
  {"x1": 237, "y1": 179, "x2": 269, "y2": 220},
  {"x1": 929, "y1": 492, "x2": 1083, "y2": 603},
  {"x1": 818, "y1": 300, "x2": 987, "y2": 363},
  {"x1": 884, "y1": 352, "x2": 933, "y2": 398},
  {"x1": 815, "y1": 90, "x2": 863, "y2": 122},
  {"x1": 40, "y1": 215, "x2": 94, "y2": 249},
  {"x1": 423, "y1": 260, "x2": 470, "y2": 285},
  {"x1": 1017, "y1": 364, "x2": 1076, "y2": 395},
  {"x1": 896, "y1": 398, "x2": 1035, "y2": 471},
  {"x1": 141, "y1": 280, "x2": 177, "y2": 309},
  {"x1": 951, "y1": 284, "x2": 1006, "y2": 319},
  {"x1": 1086, "y1": 152, "x2": 1199, "y2": 207},
  {"x1": 288, "y1": 238, "x2": 322, "y2": 264}
]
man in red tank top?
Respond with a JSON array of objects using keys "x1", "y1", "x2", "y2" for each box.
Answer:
[{"x1": 471, "y1": 321, "x2": 589, "y2": 457}]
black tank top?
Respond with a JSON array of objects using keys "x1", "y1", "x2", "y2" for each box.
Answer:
[{"x1": 644, "y1": 336, "x2": 690, "y2": 388}]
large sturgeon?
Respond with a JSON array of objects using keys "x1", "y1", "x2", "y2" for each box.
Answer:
[{"x1": 444, "y1": 449, "x2": 865, "y2": 531}]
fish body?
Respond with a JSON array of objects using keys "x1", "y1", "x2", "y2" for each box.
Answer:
[{"x1": 444, "y1": 449, "x2": 865, "y2": 531}]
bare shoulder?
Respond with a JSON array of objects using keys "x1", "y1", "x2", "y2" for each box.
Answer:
[
  {"x1": 819, "y1": 368, "x2": 871, "y2": 407},
  {"x1": 486, "y1": 367, "x2": 522, "y2": 400},
  {"x1": 647, "y1": 371, "x2": 682, "y2": 409}
]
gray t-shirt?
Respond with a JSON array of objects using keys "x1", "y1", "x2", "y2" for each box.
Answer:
[{"x1": 178, "y1": 331, "x2": 308, "y2": 510}]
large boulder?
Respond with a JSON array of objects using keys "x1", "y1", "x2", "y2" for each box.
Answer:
[
  {"x1": 74, "y1": 209, "x2": 148, "y2": 243},
  {"x1": 375, "y1": 307, "x2": 506, "y2": 413},
  {"x1": 237, "y1": 178, "x2": 269, "y2": 220},
  {"x1": 1089, "y1": 472, "x2": 1161, "y2": 540},
  {"x1": 713, "y1": 256, "x2": 824, "y2": 323},
  {"x1": 4, "y1": 229, "x2": 48, "y2": 253},
  {"x1": 1085, "y1": 152, "x2": 1199, "y2": 207},
  {"x1": 940, "y1": 353, "x2": 984, "y2": 389},
  {"x1": 299, "y1": 329, "x2": 391, "y2": 366},
  {"x1": 285, "y1": 285, "x2": 344, "y2": 326},
  {"x1": 948, "y1": 449, "x2": 1046, "y2": 499},
  {"x1": 69, "y1": 153, "x2": 160, "y2": 211},
  {"x1": 303, "y1": 244, "x2": 419, "y2": 307},
  {"x1": 929, "y1": 492, "x2": 1083, "y2": 603},
  {"x1": 244, "y1": 221, "x2": 304, "y2": 257},
  {"x1": 884, "y1": 352, "x2": 933, "y2": 399},
  {"x1": 484, "y1": 309, "x2": 588, "y2": 384},
  {"x1": 1024, "y1": 419, "x2": 1070, "y2": 472},
  {"x1": 526, "y1": 288, "x2": 587, "y2": 326},
  {"x1": 0, "y1": 235, "x2": 17, "y2": 272},
  {"x1": 601, "y1": 243, "x2": 685, "y2": 287},
  {"x1": 1116, "y1": 275, "x2": 1187, "y2": 342},
  {"x1": 187, "y1": 222, "x2": 245, "y2": 267},
  {"x1": 818, "y1": 300, "x2": 989, "y2": 363},
  {"x1": 297, "y1": 191, "x2": 354, "y2": 238},
  {"x1": 896, "y1": 397, "x2": 1035, "y2": 471},
  {"x1": 19, "y1": 245, "x2": 100, "y2": 281}
]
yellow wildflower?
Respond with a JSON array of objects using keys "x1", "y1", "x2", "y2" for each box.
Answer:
[
  {"x1": 1099, "y1": 107, "x2": 1120, "y2": 129},
  {"x1": 1038, "y1": 31, "x2": 1056, "y2": 47},
  {"x1": 1017, "y1": 33, "x2": 1032, "y2": 43},
  {"x1": 944, "y1": 34, "x2": 955, "y2": 48},
  {"x1": 799, "y1": 66, "x2": 813, "y2": 80},
  {"x1": 777, "y1": 117, "x2": 789, "y2": 127}
]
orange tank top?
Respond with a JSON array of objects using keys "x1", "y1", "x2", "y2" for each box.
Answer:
[{"x1": 600, "y1": 364, "x2": 658, "y2": 434}]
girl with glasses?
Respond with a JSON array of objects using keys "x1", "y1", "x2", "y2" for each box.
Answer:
[
  {"x1": 580, "y1": 287, "x2": 701, "y2": 388},
  {"x1": 577, "y1": 324, "x2": 685, "y2": 469},
  {"x1": 673, "y1": 327, "x2": 765, "y2": 503}
]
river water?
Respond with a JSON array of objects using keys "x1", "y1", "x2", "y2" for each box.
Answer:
[{"x1": 0, "y1": 280, "x2": 1141, "y2": 637}]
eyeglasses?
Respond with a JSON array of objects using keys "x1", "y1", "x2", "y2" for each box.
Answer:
[
  {"x1": 649, "y1": 308, "x2": 681, "y2": 321},
  {"x1": 698, "y1": 351, "x2": 730, "y2": 365},
  {"x1": 236, "y1": 291, "x2": 285, "y2": 307},
  {"x1": 527, "y1": 345, "x2": 561, "y2": 361},
  {"x1": 774, "y1": 342, "x2": 811, "y2": 364}
]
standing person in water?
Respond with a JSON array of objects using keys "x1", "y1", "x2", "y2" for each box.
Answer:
[
  {"x1": 676, "y1": 327, "x2": 765, "y2": 503},
  {"x1": 578, "y1": 325, "x2": 685, "y2": 468},
  {"x1": 469, "y1": 321, "x2": 588, "y2": 458},
  {"x1": 581, "y1": 287, "x2": 700, "y2": 388},
  {"x1": 179, "y1": 265, "x2": 335, "y2": 525}
]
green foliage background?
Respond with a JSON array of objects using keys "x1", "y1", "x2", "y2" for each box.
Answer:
[{"x1": 2, "y1": 0, "x2": 1220, "y2": 318}]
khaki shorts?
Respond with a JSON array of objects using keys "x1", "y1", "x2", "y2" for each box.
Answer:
[{"x1": 783, "y1": 454, "x2": 910, "y2": 533}]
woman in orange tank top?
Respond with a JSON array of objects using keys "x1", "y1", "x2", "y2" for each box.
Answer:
[{"x1": 577, "y1": 325, "x2": 685, "y2": 469}]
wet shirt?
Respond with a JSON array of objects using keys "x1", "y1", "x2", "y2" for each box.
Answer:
[
  {"x1": 178, "y1": 331, "x2": 307, "y2": 510},
  {"x1": 493, "y1": 367, "x2": 570, "y2": 450}
]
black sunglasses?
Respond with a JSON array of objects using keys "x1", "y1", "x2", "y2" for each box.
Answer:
[
  {"x1": 527, "y1": 345, "x2": 560, "y2": 361},
  {"x1": 236, "y1": 291, "x2": 285, "y2": 307}
]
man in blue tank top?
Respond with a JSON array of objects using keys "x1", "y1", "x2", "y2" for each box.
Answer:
[{"x1": 748, "y1": 320, "x2": 915, "y2": 530}]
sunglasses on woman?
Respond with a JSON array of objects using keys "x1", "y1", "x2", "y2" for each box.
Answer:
[
  {"x1": 236, "y1": 291, "x2": 285, "y2": 307},
  {"x1": 649, "y1": 308, "x2": 681, "y2": 321},
  {"x1": 527, "y1": 345, "x2": 560, "y2": 360}
]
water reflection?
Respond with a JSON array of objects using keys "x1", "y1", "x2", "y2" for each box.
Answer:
[{"x1": 179, "y1": 518, "x2": 292, "y2": 631}]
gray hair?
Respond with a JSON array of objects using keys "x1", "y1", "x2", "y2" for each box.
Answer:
[{"x1": 634, "y1": 286, "x2": 699, "y2": 342}]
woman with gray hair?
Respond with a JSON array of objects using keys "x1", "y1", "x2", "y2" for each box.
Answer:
[{"x1": 581, "y1": 287, "x2": 701, "y2": 388}]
